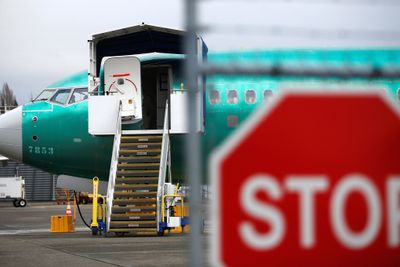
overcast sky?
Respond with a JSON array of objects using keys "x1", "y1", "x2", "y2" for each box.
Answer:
[{"x1": 0, "y1": 0, "x2": 399, "y2": 104}]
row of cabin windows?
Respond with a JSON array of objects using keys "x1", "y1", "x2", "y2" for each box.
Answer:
[
  {"x1": 212, "y1": 88, "x2": 400, "y2": 104},
  {"x1": 226, "y1": 88, "x2": 400, "y2": 128},
  {"x1": 209, "y1": 89, "x2": 273, "y2": 105}
]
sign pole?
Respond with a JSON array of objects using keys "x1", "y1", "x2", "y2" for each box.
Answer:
[{"x1": 184, "y1": 0, "x2": 203, "y2": 266}]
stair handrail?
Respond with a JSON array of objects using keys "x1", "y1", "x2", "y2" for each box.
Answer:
[
  {"x1": 106, "y1": 101, "x2": 122, "y2": 232},
  {"x1": 157, "y1": 101, "x2": 170, "y2": 232}
]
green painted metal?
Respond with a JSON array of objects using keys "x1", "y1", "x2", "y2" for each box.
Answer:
[
  {"x1": 22, "y1": 100, "x2": 113, "y2": 181},
  {"x1": 22, "y1": 50, "x2": 400, "y2": 183},
  {"x1": 48, "y1": 70, "x2": 88, "y2": 88}
]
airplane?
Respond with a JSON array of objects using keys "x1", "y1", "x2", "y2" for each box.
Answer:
[{"x1": 0, "y1": 24, "x2": 399, "y2": 194}]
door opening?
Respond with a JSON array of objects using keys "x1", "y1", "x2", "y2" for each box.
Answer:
[{"x1": 141, "y1": 66, "x2": 171, "y2": 130}]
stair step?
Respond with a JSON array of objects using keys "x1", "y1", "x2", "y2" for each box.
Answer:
[
  {"x1": 116, "y1": 177, "x2": 158, "y2": 184},
  {"x1": 114, "y1": 191, "x2": 157, "y2": 198},
  {"x1": 119, "y1": 149, "x2": 161, "y2": 156},
  {"x1": 117, "y1": 170, "x2": 159, "y2": 177},
  {"x1": 111, "y1": 218, "x2": 156, "y2": 223},
  {"x1": 118, "y1": 163, "x2": 160, "y2": 170},
  {"x1": 120, "y1": 143, "x2": 161, "y2": 149},
  {"x1": 114, "y1": 184, "x2": 158, "y2": 190},
  {"x1": 110, "y1": 221, "x2": 157, "y2": 228},
  {"x1": 111, "y1": 211, "x2": 157, "y2": 221},
  {"x1": 111, "y1": 217, "x2": 156, "y2": 222},
  {"x1": 108, "y1": 228, "x2": 157, "y2": 235},
  {"x1": 118, "y1": 156, "x2": 160, "y2": 163},
  {"x1": 113, "y1": 198, "x2": 157, "y2": 205},
  {"x1": 121, "y1": 136, "x2": 162, "y2": 143},
  {"x1": 112, "y1": 205, "x2": 156, "y2": 213}
]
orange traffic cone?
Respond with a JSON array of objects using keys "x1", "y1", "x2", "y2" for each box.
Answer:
[{"x1": 65, "y1": 202, "x2": 72, "y2": 216}]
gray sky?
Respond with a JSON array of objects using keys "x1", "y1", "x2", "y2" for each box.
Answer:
[{"x1": 0, "y1": 0, "x2": 399, "y2": 104}]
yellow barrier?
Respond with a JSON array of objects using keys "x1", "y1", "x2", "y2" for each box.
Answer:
[
  {"x1": 50, "y1": 215, "x2": 75, "y2": 233},
  {"x1": 173, "y1": 205, "x2": 189, "y2": 217}
]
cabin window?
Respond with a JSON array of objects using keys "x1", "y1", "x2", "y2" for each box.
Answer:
[
  {"x1": 69, "y1": 88, "x2": 89, "y2": 104},
  {"x1": 227, "y1": 90, "x2": 238, "y2": 104},
  {"x1": 245, "y1": 90, "x2": 256, "y2": 104},
  {"x1": 34, "y1": 89, "x2": 56, "y2": 102},
  {"x1": 227, "y1": 115, "x2": 238, "y2": 127},
  {"x1": 264, "y1": 90, "x2": 273, "y2": 102},
  {"x1": 50, "y1": 89, "x2": 71, "y2": 105},
  {"x1": 209, "y1": 90, "x2": 220, "y2": 105}
]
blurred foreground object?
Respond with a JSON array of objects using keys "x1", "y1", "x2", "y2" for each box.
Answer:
[{"x1": 212, "y1": 91, "x2": 400, "y2": 267}]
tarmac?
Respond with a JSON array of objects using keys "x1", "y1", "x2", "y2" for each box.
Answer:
[{"x1": 0, "y1": 201, "x2": 209, "y2": 267}]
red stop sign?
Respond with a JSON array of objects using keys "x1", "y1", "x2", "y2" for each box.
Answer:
[{"x1": 212, "y1": 92, "x2": 400, "y2": 267}]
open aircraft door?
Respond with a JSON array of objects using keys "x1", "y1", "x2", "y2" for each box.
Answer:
[
  {"x1": 103, "y1": 56, "x2": 142, "y2": 121},
  {"x1": 88, "y1": 55, "x2": 142, "y2": 135},
  {"x1": 170, "y1": 37, "x2": 207, "y2": 134}
]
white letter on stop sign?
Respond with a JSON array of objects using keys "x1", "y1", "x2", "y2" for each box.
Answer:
[
  {"x1": 286, "y1": 176, "x2": 329, "y2": 248},
  {"x1": 331, "y1": 174, "x2": 382, "y2": 249},
  {"x1": 239, "y1": 174, "x2": 285, "y2": 250},
  {"x1": 388, "y1": 177, "x2": 400, "y2": 247}
]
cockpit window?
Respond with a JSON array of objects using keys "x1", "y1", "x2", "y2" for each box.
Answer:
[
  {"x1": 69, "y1": 88, "x2": 88, "y2": 104},
  {"x1": 50, "y1": 89, "x2": 71, "y2": 105},
  {"x1": 33, "y1": 89, "x2": 56, "y2": 102}
]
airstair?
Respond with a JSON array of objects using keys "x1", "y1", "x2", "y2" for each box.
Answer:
[
  {"x1": 105, "y1": 102, "x2": 174, "y2": 236},
  {"x1": 85, "y1": 25, "x2": 208, "y2": 236}
]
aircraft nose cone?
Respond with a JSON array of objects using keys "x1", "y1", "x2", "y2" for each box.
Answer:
[{"x1": 0, "y1": 106, "x2": 22, "y2": 161}]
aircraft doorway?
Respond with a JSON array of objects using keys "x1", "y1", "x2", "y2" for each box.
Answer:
[{"x1": 141, "y1": 66, "x2": 171, "y2": 130}]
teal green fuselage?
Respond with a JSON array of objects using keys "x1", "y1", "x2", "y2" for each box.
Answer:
[
  {"x1": 21, "y1": 50, "x2": 400, "y2": 182},
  {"x1": 22, "y1": 101, "x2": 113, "y2": 180}
]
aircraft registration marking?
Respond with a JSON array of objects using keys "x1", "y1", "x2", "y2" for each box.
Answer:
[{"x1": 28, "y1": 146, "x2": 54, "y2": 155}]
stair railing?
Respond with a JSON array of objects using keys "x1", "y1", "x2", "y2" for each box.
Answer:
[
  {"x1": 106, "y1": 101, "x2": 122, "y2": 232},
  {"x1": 157, "y1": 101, "x2": 171, "y2": 232}
]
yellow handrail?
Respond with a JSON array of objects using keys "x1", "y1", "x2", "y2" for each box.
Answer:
[{"x1": 161, "y1": 194, "x2": 185, "y2": 222}]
